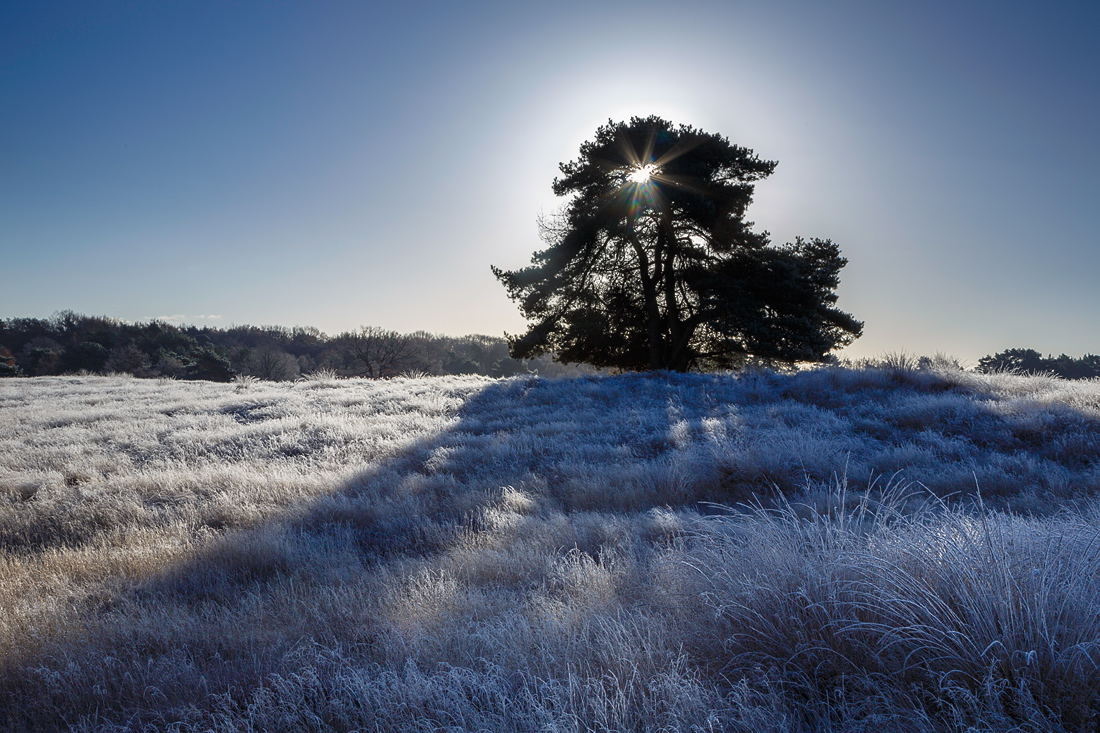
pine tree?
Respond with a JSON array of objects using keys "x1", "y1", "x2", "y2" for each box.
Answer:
[{"x1": 493, "y1": 116, "x2": 862, "y2": 371}]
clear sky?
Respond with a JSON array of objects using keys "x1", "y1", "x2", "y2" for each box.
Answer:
[{"x1": 2, "y1": 0, "x2": 1097, "y2": 364}]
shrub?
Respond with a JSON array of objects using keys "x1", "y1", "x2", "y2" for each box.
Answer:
[
  {"x1": 103, "y1": 344, "x2": 153, "y2": 377},
  {"x1": 0, "y1": 346, "x2": 17, "y2": 377},
  {"x1": 185, "y1": 346, "x2": 235, "y2": 382}
]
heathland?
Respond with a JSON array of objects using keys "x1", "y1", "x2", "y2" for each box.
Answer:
[{"x1": 1, "y1": 364, "x2": 1098, "y2": 731}]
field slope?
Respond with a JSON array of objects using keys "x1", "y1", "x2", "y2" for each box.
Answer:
[{"x1": 1, "y1": 367, "x2": 1098, "y2": 731}]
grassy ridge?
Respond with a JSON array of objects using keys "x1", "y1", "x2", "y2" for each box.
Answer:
[{"x1": 0, "y1": 366, "x2": 1098, "y2": 730}]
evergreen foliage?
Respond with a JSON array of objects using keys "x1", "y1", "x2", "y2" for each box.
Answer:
[
  {"x1": 0, "y1": 347, "x2": 17, "y2": 377},
  {"x1": 493, "y1": 116, "x2": 863, "y2": 371},
  {"x1": 977, "y1": 347, "x2": 1100, "y2": 380},
  {"x1": 184, "y1": 346, "x2": 235, "y2": 382},
  {"x1": 59, "y1": 341, "x2": 109, "y2": 373},
  {"x1": 0, "y1": 311, "x2": 592, "y2": 381}
]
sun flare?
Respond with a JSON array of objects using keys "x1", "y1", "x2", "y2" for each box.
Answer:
[{"x1": 628, "y1": 163, "x2": 658, "y2": 184}]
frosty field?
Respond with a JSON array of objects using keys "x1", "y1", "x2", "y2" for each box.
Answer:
[{"x1": 1, "y1": 366, "x2": 1099, "y2": 731}]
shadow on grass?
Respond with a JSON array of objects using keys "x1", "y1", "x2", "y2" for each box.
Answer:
[
  {"x1": 0, "y1": 374, "x2": 718, "y2": 729},
  {"x1": 2, "y1": 368, "x2": 1100, "y2": 729}
]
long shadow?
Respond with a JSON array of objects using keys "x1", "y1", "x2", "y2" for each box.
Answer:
[
  {"x1": 2, "y1": 368, "x2": 1099, "y2": 728},
  {"x1": 0, "y1": 373, "x2": 728, "y2": 728},
  {"x1": 148, "y1": 372, "x2": 747, "y2": 600}
]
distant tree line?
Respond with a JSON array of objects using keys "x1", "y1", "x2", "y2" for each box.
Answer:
[
  {"x1": 975, "y1": 348, "x2": 1100, "y2": 380},
  {"x1": 0, "y1": 311, "x2": 593, "y2": 381},
  {"x1": 2, "y1": 314, "x2": 1094, "y2": 382}
]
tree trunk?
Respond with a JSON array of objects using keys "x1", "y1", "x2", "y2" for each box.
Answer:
[
  {"x1": 659, "y1": 226, "x2": 681, "y2": 368},
  {"x1": 629, "y1": 232, "x2": 664, "y2": 369}
]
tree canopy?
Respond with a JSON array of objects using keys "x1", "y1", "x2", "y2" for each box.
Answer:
[
  {"x1": 493, "y1": 116, "x2": 863, "y2": 371},
  {"x1": 976, "y1": 348, "x2": 1100, "y2": 380},
  {"x1": 0, "y1": 312, "x2": 594, "y2": 381}
]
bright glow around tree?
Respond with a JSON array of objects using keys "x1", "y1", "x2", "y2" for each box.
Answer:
[{"x1": 628, "y1": 163, "x2": 658, "y2": 184}]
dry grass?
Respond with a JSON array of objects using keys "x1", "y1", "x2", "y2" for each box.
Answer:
[{"x1": 0, "y1": 366, "x2": 1098, "y2": 731}]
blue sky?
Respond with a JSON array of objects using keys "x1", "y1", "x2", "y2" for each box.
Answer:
[{"x1": 2, "y1": 0, "x2": 1097, "y2": 363}]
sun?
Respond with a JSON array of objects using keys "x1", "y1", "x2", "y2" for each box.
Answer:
[{"x1": 627, "y1": 163, "x2": 658, "y2": 184}]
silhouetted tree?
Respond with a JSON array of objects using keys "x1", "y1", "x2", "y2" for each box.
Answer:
[
  {"x1": 0, "y1": 312, "x2": 596, "y2": 381},
  {"x1": 103, "y1": 345, "x2": 153, "y2": 377},
  {"x1": 185, "y1": 346, "x2": 235, "y2": 382},
  {"x1": 60, "y1": 341, "x2": 109, "y2": 373},
  {"x1": 244, "y1": 348, "x2": 300, "y2": 381},
  {"x1": 339, "y1": 327, "x2": 418, "y2": 378},
  {"x1": 19, "y1": 337, "x2": 63, "y2": 375},
  {"x1": 977, "y1": 348, "x2": 1100, "y2": 379},
  {"x1": 1050, "y1": 353, "x2": 1100, "y2": 380},
  {"x1": 493, "y1": 116, "x2": 862, "y2": 371},
  {"x1": 979, "y1": 348, "x2": 1049, "y2": 375},
  {"x1": 154, "y1": 352, "x2": 189, "y2": 378}
]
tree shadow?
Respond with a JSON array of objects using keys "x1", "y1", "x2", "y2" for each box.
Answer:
[
  {"x1": 0, "y1": 373, "x2": 731, "y2": 728},
  {"x1": 148, "y1": 372, "x2": 741, "y2": 598},
  {"x1": 2, "y1": 368, "x2": 1099, "y2": 728}
]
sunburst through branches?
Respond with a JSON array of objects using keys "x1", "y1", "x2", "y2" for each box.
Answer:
[{"x1": 627, "y1": 163, "x2": 659, "y2": 184}]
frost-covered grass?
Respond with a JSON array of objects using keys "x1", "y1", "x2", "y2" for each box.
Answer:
[{"x1": 0, "y1": 366, "x2": 1098, "y2": 731}]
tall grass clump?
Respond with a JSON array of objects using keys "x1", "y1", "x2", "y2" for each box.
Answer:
[
  {"x1": 689, "y1": 485, "x2": 1100, "y2": 729},
  {"x1": 299, "y1": 367, "x2": 342, "y2": 386}
]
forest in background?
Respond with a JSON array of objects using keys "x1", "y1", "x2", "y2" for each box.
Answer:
[
  {"x1": 2, "y1": 311, "x2": 1098, "y2": 382},
  {"x1": 0, "y1": 311, "x2": 594, "y2": 381}
]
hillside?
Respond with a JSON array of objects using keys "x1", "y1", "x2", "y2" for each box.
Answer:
[{"x1": 1, "y1": 366, "x2": 1098, "y2": 731}]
